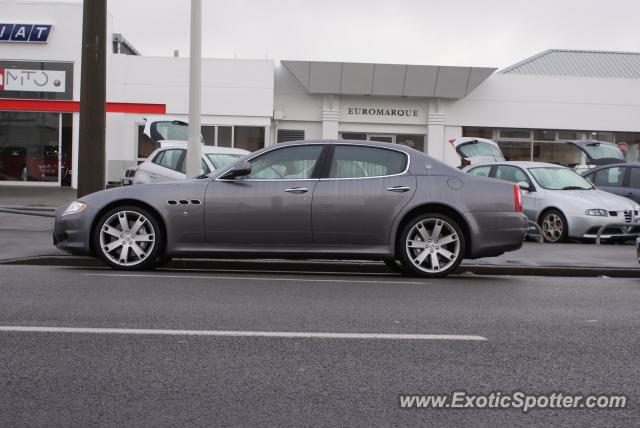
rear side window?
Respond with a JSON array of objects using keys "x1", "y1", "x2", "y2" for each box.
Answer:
[
  {"x1": 467, "y1": 165, "x2": 492, "y2": 177},
  {"x1": 628, "y1": 168, "x2": 640, "y2": 188},
  {"x1": 153, "y1": 149, "x2": 184, "y2": 172},
  {"x1": 591, "y1": 167, "x2": 624, "y2": 187},
  {"x1": 495, "y1": 165, "x2": 529, "y2": 184},
  {"x1": 329, "y1": 146, "x2": 407, "y2": 178}
]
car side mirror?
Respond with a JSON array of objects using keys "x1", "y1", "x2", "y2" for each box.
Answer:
[
  {"x1": 220, "y1": 161, "x2": 252, "y2": 179},
  {"x1": 517, "y1": 181, "x2": 531, "y2": 192}
]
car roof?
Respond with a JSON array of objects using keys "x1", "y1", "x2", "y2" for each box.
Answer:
[
  {"x1": 583, "y1": 162, "x2": 640, "y2": 172},
  {"x1": 469, "y1": 161, "x2": 567, "y2": 169},
  {"x1": 156, "y1": 144, "x2": 250, "y2": 155}
]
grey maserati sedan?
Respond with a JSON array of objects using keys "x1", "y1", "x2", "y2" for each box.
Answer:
[{"x1": 54, "y1": 140, "x2": 528, "y2": 278}]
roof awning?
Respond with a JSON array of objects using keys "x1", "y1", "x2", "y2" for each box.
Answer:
[{"x1": 281, "y1": 61, "x2": 496, "y2": 99}]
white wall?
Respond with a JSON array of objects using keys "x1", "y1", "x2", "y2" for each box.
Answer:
[{"x1": 445, "y1": 73, "x2": 640, "y2": 132}]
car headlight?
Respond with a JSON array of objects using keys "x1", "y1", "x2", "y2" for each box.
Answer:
[
  {"x1": 63, "y1": 201, "x2": 87, "y2": 216},
  {"x1": 585, "y1": 209, "x2": 607, "y2": 216}
]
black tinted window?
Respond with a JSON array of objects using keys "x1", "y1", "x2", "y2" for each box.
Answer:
[
  {"x1": 592, "y1": 167, "x2": 624, "y2": 187},
  {"x1": 329, "y1": 146, "x2": 407, "y2": 178},
  {"x1": 628, "y1": 168, "x2": 640, "y2": 188}
]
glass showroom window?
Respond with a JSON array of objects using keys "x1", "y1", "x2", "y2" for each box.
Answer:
[
  {"x1": 234, "y1": 126, "x2": 265, "y2": 152},
  {"x1": 462, "y1": 127, "x2": 495, "y2": 139},
  {"x1": 533, "y1": 141, "x2": 584, "y2": 166},
  {"x1": 0, "y1": 111, "x2": 72, "y2": 184},
  {"x1": 397, "y1": 135, "x2": 424, "y2": 152}
]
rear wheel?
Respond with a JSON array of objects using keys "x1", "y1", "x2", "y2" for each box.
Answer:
[
  {"x1": 93, "y1": 205, "x2": 163, "y2": 270},
  {"x1": 539, "y1": 209, "x2": 567, "y2": 243},
  {"x1": 397, "y1": 213, "x2": 466, "y2": 278}
]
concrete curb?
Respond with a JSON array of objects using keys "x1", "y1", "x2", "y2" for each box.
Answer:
[{"x1": 1, "y1": 255, "x2": 638, "y2": 278}]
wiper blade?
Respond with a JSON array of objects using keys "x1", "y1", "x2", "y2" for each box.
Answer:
[
  {"x1": 194, "y1": 174, "x2": 209, "y2": 179},
  {"x1": 561, "y1": 186, "x2": 588, "y2": 190}
]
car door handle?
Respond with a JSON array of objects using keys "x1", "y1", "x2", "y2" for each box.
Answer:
[
  {"x1": 149, "y1": 173, "x2": 157, "y2": 179},
  {"x1": 284, "y1": 187, "x2": 308, "y2": 194},
  {"x1": 387, "y1": 186, "x2": 411, "y2": 193}
]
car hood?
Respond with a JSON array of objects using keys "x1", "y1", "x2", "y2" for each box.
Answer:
[{"x1": 543, "y1": 188, "x2": 638, "y2": 213}]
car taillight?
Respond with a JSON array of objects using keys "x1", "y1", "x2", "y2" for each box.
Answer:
[
  {"x1": 514, "y1": 184, "x2": 523, "y2": 212},
  {"x1": 461, "y1": 158, "x2": 471, "y2": 167}
]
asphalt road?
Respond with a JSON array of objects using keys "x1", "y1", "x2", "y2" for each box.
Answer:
[{"x1": 0, "y1": 265, "x2": 639, "y2": 427}]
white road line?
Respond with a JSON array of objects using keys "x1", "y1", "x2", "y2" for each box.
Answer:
[
  {"x1": 83, "y1": 273, "x2": 429, "y2": 285},
  {"x1": 0, "y1": 326, "x2": 486, "y2": 341}
]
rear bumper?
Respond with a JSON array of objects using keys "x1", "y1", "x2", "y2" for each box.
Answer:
[{"x1": 466, "y1": 212, "x2": 528, "y2": 259}]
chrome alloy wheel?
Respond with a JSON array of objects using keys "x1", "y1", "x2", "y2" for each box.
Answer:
[
  {"x1": 542, "y1": 213, "x2": 563, "y2": 243},
  {"x1": 99, "y1": 210, "x2": 156, "y2": 267},
  {"x1": 405, "y1": 218, "x2": 460, "y2": 274}
]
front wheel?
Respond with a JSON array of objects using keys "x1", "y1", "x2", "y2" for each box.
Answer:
[
  {"x1": 397, "y1": 213, "x2": 466, "y2": 278},
  {"x1": 93, "y1": 205, "x2": 163, "y2": 270},
  {"x1": 539, "y1": 209, "x2": 567, "y2": 243}
]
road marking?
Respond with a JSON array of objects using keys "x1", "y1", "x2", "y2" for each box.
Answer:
[
  {"x1": 83, "y1": 273, "x2": 430, "y2": 285},
  {"x1": 0, "y1": 326, "x2": 487, "y2": 341}
]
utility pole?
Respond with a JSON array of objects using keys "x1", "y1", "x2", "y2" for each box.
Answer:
[
  {"x1": 77, "y1": 0, "x2": 107, "y2": 197},
  {"x1": 185, "y1": 0, "x2": 202, "y2": 177}
]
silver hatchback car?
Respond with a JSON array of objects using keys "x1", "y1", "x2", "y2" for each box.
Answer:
[
  {"x1": 466, "y1": 161, "x2": 640, "y2": 242},
  {"x1": 54, "y1": 140, "x2": 528, "y2": 278}
]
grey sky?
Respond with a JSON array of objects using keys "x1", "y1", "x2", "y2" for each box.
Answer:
[{"x1": 104, "y1": 0, "x2": 640, "y2": 68}]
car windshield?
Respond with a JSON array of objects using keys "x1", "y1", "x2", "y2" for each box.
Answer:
[
  {"x1": 457, "y1": 140, "x2": 504, "y2": 159},
  {"x1": 528, "y1": 167, "x2": 594, "y2": 190},
  {"x1": 206, "y1": 153, "x2": 244, "y2": 170},
  {"x1": 578, "y1": 142, "x2": 624, "y2": 160}
]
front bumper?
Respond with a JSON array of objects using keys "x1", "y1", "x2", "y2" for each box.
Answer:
[
  {"x1": 53, "y1": 204, "x2": 96, "y2": 256},
  {"x1": 566, "y1": 213, "x2": 640, "y2": 239}
]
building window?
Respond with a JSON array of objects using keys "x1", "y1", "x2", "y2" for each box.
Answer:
[
  {"x1": 533, "y1": 130, "x2": 556, "y2": 141},
  {"x1": 201, "y1": 126, "x2": 216, "y2": 146},
  {"x1": 137, "y1": 125, "x2": 157, "y2": 159},
  {"x1": 0, "y1": 111, "x2": 72, "y2": 184},
  {"x1": 462, "y1": 127, "x2": 494, "y2": 139},
  {"x1": 234, "y1": 126, "x2": 265, "y2": 152},
  {"x1": 558, "y1": 131, "x2": 578, "y2": 140},
  {"x1": 497, "y1": 141, "x2": 532, "y2": 161},
  {"x1": 589, "y1": 131, "x2": 614, "y2": 142},
  {"x1": 533, "y1": 141, "x2": 584, "y2": 166},
  {"x1": 498, "y1": 129, "x2": 531, "y2": 140},
  {"x1": 340, "y1": 133, "x2": 367, "y2": 140},
  {"x1": 397, "y1": 135, "x2": 424, "y2": 152},
  {"x1": 217, "y1": 126, "x2": 232, "y2": 147},
  {"x1": 277, "y1": 129, "x2": 305, "y2": 143}
]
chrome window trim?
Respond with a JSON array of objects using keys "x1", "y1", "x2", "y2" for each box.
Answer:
[{"x1": 213, "y1": 142, "x2": 411, "y2": 182}]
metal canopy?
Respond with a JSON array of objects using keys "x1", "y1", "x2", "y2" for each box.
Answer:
[{"x1": 281, "y1": 60, "x2": 496, "y2": 99}]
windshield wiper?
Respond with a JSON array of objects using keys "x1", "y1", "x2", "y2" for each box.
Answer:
[
  {"x1": 194, "y1": 174, "x2": 210, "y2": 179},
  {"x1": 561, "y1": 186, "x2": 589, "y2": 190}
]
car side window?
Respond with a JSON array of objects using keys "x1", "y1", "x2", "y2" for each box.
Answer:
[
  {"x1": 154, "y1": 149, "x2": 184, "y2": 172},
  {"x1": 328, "y1": 146, "x2": 407, "y2": 178},
  {"x1": 495, "y1": 165, "x2": 528, "y2": 184},
  {"x1": 592, "y1": 167, "x2": 624, "y2": 187},
  {"x1": 628, "y1": 168, "x2": 640, "y2": 188},
  {"x1": 243, "y1": 145, "x2": 324, "y2": 180},
  {"x1": 467, "y1": 166, "x2": 492, "y2": 177}
]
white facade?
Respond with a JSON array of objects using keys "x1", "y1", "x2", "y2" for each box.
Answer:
[{"x1": 3, "y1": 1, "x2": 640, "y2": 188}]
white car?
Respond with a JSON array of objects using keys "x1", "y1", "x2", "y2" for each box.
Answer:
[
  {"x1": 132, "y1": 145, "x2": 249, "y2": 184},
  {"x1": 450, "y1": 137, "x2": 505, "y2": 168},
  {"x1": 465, "y1": 161, "x2": 640, "y2": 242}
]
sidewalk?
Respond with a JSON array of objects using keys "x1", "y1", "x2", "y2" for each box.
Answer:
[{"x1": 0, "y1": 186, "x2": 638, "y2": 276}]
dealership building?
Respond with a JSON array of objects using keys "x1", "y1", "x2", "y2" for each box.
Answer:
[{"x1": 3, "y1": 0, "x2": 640, "y2": 188}]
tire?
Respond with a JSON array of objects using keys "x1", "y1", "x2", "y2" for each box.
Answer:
[
  {"x1": 93, "y1": 205, "x2": 163, "y2": 270},
  {"x1": 397, "y1": 213, "x2": 466, "y2": 278},
  {"x1": 539, "y1": 209, "x2": 567, "y2": 243}
]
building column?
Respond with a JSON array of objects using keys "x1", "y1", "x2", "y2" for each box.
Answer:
[
  {"x1": 264, "y1": 125, "x2": 271, "y2": 147},
  {"x1": 426, "y1": 98, "x2": 446, "y2": 160},
  {"x1": 321, "y1": 95, "x2": 339, "y2": 139}
]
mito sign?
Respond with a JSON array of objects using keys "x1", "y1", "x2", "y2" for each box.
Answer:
[
  {"x1": 0, "y1": 68, "x2": 66, "y2": 93},
  {"x1": 0, "y1": 23, "x2": 52, "y2": 43}
]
